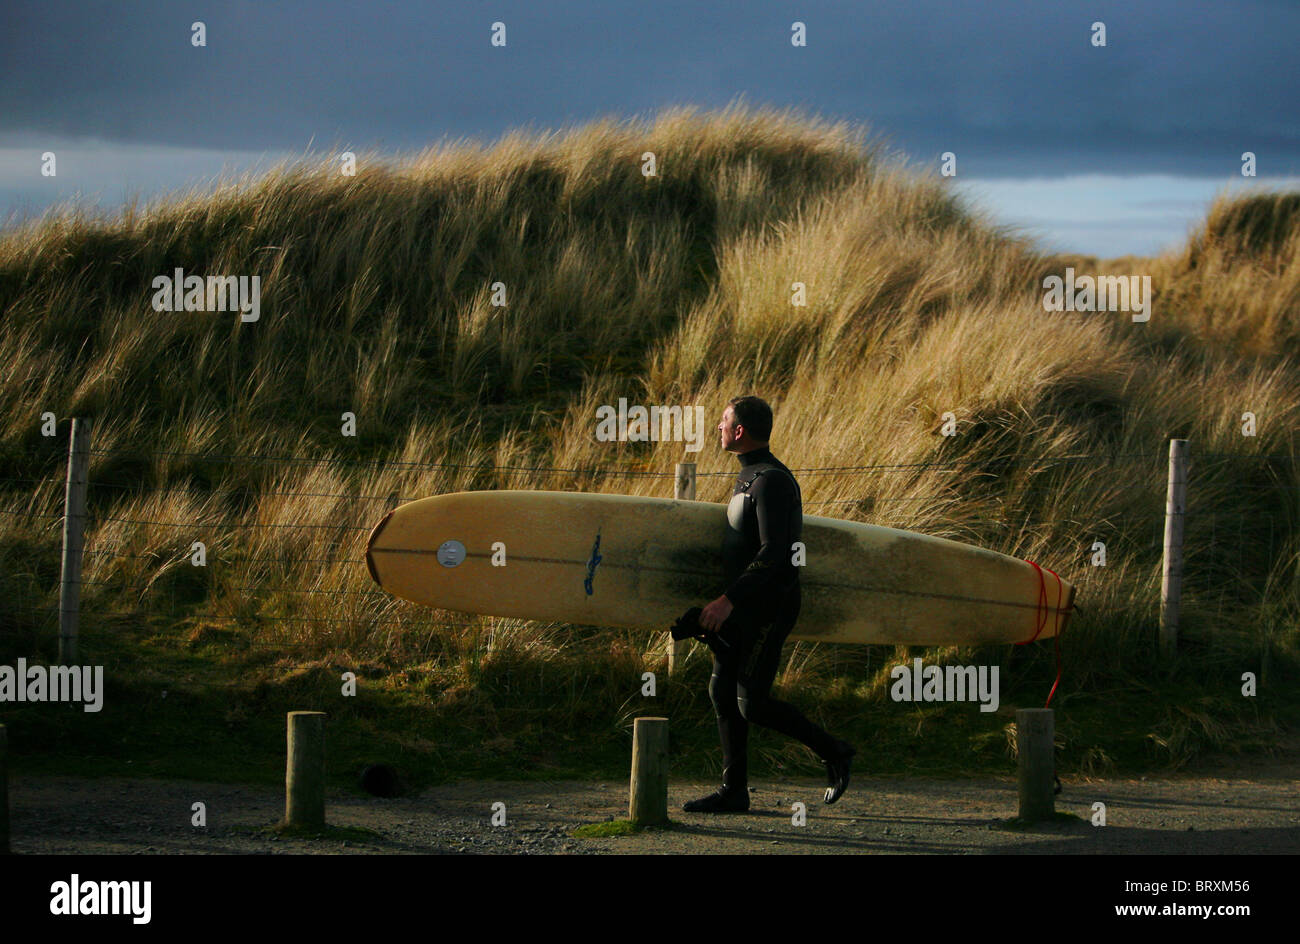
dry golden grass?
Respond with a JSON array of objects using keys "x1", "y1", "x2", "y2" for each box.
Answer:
[{"x1": 0, "y1": 102, "x2": 1296, "y2": 703}]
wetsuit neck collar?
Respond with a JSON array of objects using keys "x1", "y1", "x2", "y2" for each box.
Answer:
[{"x1": 737, "y1": 446, "x2": 774, "y2": 467}]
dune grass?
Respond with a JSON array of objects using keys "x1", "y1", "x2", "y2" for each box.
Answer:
[{"x1": 0, "y1": 103, "x2": 1297, "y2": 785}]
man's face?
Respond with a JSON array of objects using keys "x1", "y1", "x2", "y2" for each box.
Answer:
[{"x1": 718, "y1": 406, "x2": 742, "y2": 452}]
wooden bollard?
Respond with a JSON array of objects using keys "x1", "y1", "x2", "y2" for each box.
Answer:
[
  {"x1": 285, "y1": 711, "x2": 326, "y2": 828},
  {"x1": 629, "y1": 717, "x2": 669, "y2": 826},
  {"x1": 0, "y1": 724, "x2": 9, "y2": 854},
  {"x1": 1016, "y1": 708, "x2": 1055, "y2": 822}
]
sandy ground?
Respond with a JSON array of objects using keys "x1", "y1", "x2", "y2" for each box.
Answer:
[{"x1": 8, "y1": 764, "x2": 1299, "y2": 854}]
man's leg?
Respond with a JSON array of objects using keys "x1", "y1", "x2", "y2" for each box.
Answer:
[
  {"x1": 683, "y1": 628, "x2": 750, "y2": 812},
  {"x1": 710, "y1": 650, "x2": 749, "y2": 796},
  {"x1": 735, "y1": 585, "x2": 855, "y2": 800}
]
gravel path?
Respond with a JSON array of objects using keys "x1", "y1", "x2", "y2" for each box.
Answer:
[{"x1": 9, "y1": 766, "x2": 1299, "y2": 854}]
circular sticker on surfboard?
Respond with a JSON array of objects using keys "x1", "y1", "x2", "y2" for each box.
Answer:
[{"x1": 437, "y1": 540, "x2": 466, "y2": 568}]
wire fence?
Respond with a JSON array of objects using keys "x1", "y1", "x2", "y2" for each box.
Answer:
[{"x1": 1, "y1": 439, "x2": 1296, "y2": 666}]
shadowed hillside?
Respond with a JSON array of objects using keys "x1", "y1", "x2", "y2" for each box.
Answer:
[{"x1": 1, "y1": 104, "x2": 1297, "y2": 782}]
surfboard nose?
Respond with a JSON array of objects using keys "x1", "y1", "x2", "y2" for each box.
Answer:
[{"x1": 364, "y1": 509, "x2": 395, "y2": 585}]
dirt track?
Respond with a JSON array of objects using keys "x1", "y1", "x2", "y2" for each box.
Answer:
[{"x1": 9, "y1": 765, "x2": 1299, "y2": 854}]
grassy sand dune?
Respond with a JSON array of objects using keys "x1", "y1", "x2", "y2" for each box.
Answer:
[{"x1": 0, "y1": 104, "x2": 1296, "y2": 782}]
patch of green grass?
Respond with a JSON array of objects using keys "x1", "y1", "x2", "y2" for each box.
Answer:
[
  {"x1": 573, "y1": 818, "x2": 678, "y2": 838},
  {"x1": 263, "y1": 822, "x2": 381, "y2": 842},
  {"x1": 998, "y1": 811, "x2": 1085, "y2": 831}
]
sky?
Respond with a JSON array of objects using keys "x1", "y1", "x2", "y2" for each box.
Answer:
[{"x1": 1, "y1": 0, "x2": 1297, "y2": 257}]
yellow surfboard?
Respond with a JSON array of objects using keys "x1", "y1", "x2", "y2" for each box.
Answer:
[{"x1": 365, "y1": 490, "x2": 1074, "y2": 645}]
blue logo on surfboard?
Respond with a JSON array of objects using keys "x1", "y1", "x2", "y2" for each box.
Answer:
[{"x1": 584, "y1": 530, "x2": 602, "y2": 595}]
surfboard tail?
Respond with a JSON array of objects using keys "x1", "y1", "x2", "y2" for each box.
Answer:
[{"x1": 1059, "y1": 582, "x2": 1078, "y2": 635}]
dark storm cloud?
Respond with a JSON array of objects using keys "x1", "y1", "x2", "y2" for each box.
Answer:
[{"x1": 2, "y1": 0, "x2": 1297, "y2": 176}]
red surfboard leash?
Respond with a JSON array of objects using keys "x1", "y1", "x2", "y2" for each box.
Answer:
[
  {"x1": 1019, "y1": 559, "x2": 1071, "y2": 796},
  {"x1": 1017, "y1": 560, "x2": 1068, "y2": 708}
]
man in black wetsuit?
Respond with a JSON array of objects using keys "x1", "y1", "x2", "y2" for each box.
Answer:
[{"x1": 684, "y1": 395, "x2": 855, "y2": 813}]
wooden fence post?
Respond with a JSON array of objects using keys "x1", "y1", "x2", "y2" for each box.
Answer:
[
  {"x1": 59, "y1": 418, "x2": 92, "y2": 665},
  {"x1": 668, "y1": 463, "x2": 696, "y2": 674},
  {"x1": 629, "y1": 716, "x2": 669, "y2": 826},
  {"x1": 285, "y1": 711, "x2": 326, "y2": 828},
  {"x1": 1016, "y1": 708, "x2": 1055, "y2": 822},
  {"x1": 1160, "y1": 439, "x2": 1188, "y2": 657}
]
